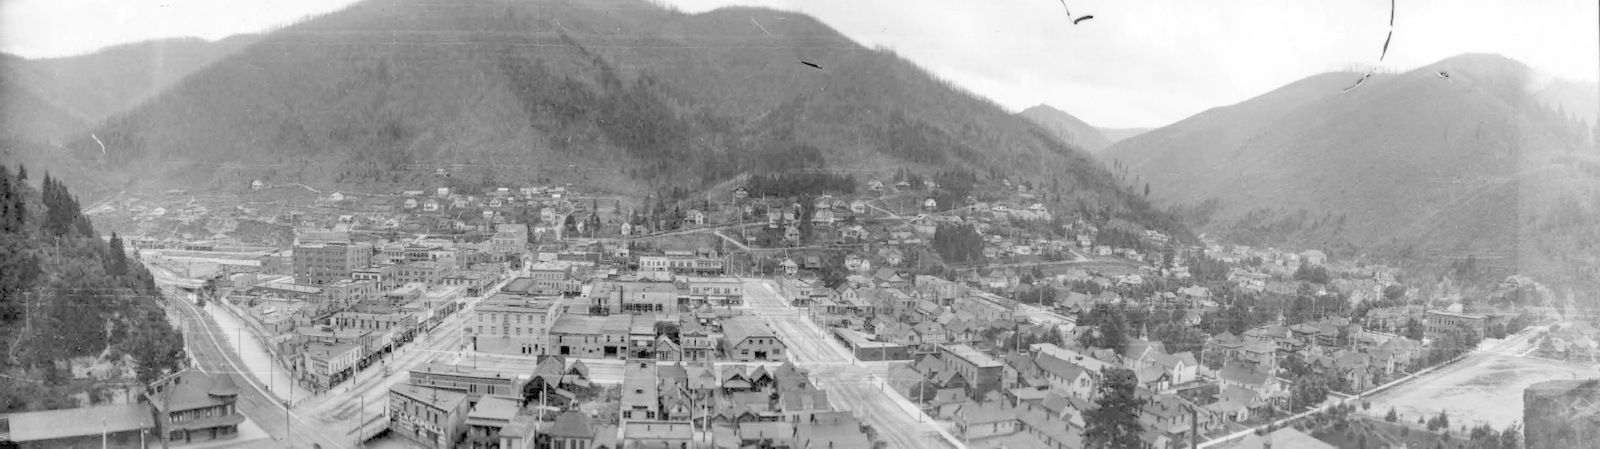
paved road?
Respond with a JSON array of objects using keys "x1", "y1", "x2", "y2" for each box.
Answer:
[
  {"x1": 158, "y1": 281, "x2": 342, "y2": 449},
  {"x1": 741, "y1": 279, "x2": 962, "y2": 449},
  {"x1": 155, "y1": 263, "x2": 520, "y2": 448}
]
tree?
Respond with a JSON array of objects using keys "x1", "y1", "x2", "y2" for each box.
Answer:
[
  {"x1": 1405, "y1": 318, "x2": 1426, "y2": 340},
  {"x1": 1384, "y1": 284, "x2": 1407, "y2": 301},
  {"x1": 1290, "y1": 374, "x2": 1328, "y2": 413},
  {"x1": 1084, "y1": 367, "x2": 1145, "y2": 448},
  {"x1": 1385, "y1": 407, "x2": 1398, "y2": 422}
]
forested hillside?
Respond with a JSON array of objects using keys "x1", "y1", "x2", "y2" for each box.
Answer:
[
  {"x1": 0, "y1": 163, "x2": 185, "y2": 412},
  {"x1": 1101, "y1": 54, "x2": 1600, "y2": 297},
  {"x1": 50, "y1": 0, "x2": 1162, "y2": 231}
]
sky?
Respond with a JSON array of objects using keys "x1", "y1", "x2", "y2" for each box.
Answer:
[{"x1": 3, "y1": 0, "x2": 1596, "y2": 128}]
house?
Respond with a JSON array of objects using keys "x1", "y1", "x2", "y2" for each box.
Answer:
[
  {"x1": 148, "y1": 370, "x2": 245, "y2": 444},
  {"x1": 685, "y1": 209, "x2": 705, "y2": 226},
  {"x1": 1300, "y1": 250, "x2": 1327, "y2": 266},
  {"x1": 463, "y1": 396, "x2": 521, "y2": 449},
  {"x1": 811, "y1": 209, "x2": 836, "y2": 226},
  {"x1": 953, "y1": 402, "x2": 1020, "y2": 440},
  {"x1": 868, "y1": 180, "x2": 885, "y2": 191},
  {"x1": 723, "y1": 316, "x2": 785, "y2": 361},
  {"x1": 1034, "y1": 353, "x2": 1097, "y2": 399},
  {"x1": 941, "y1": 344, "x2": 1005, "y2": 400},
  {"x1": 924, "y1": 198, "x2": 938, "y2": 210},
  {"x1": 250, "y1": 179, "x2": 265, "y2": 190},
  {"x1": 405, "y1": 198, "x2": 419, "y2": 209},
  {"x1": 543, "y1": 411, "x2": 602, "y2": 449},
  {"x1": 423, "y1": 199, "x2": 440, "y2": 212},
  {"x1": 784, "y1": 225, "x2": 802, "y2": 243},
  {"x1": 849, "y1": 199, "x2": 868, "y2": 214},
  {"x1": 733, "y1": 186, "x2": 749, "y2": 199},
  {"x1": 880, "y1": 247, "x2": 904, "y2": 266},
  {"x1": 780, "y1": 259, "x2": 799, "y2": 276},
  {"x1": 330, "y1": 192, "x2": 346, "y2": 202}
]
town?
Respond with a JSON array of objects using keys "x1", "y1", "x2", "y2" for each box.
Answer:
[{"x1": 4, "y1": 169, "x2": 1587, "y2": 449}]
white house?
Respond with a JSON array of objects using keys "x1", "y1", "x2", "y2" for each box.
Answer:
[
  {"x1": 423, "y1": 199, "x2": 440, "y2": 212},
  {"x1": 403, "y1": 198, "x2": 418, "y2": 209},
  {"x1": 849, "y1": 200, "x2": 868, "y2": 214},
  {"x1": 868, "y1": 180, "x2": 885, "y2": 191},
  {"x1": 329, "y1": 192, "x2": 346, "y2": 202},
  {"x1": 923, "y1": 198, "x2": 937, "y2": 210},
  {"x1": 250, "y1": 179, "x2": 265, "y2": 191},
  {"x1": 685, "y1": 209, "x2": 705, "y2": 226},
  {"x1": 437, "y1": 187, "x2": 450, "y2": 196}
]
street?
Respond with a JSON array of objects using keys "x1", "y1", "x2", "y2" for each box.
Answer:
[
  {"x1": 740, "y1": 279, "x2": 965, "y2": 449},
  {"x1": 151, "y1": 262, "x2": 519, "y2": 448}
]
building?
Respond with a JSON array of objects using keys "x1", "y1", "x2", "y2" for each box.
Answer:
[
  {"x1": 638, "y1": 254, "x2": 724, "y2": 275},
  {"x1": 681, "y1": 276, "x2": 744, "y2": 306},
  {"x1": 492, "y1": 224, "x2": 529, "y2": 255},
  {"x1": 0, "y1": 404, "x2": 156, "y2": 449},
  {"x1": 395, "y1": 261, "x2": 448, "y2": 288},
  {"x1": 302, "y1": 341, "x2": 362, "y2": 388},
  {"x1": 472, "y1": 294, "x2": 560, "y2": 356},
  {"x1": 550, "y1": 314, "x2": 636, "y2": 359},
  {"x1": 621, "y1": 360, "x2": 659, "y2": 421},
  {"x1": 294, "y1": 241, "x2": 374, "y2": 285},
  {"x1": 389, "y1": 384, "x2": 471, "y2": 449},
  {"x1": 941, "y1": 344, "x2": 1005, "y2": 400},
  {"x1": 409, "y1": 363, "x2": 528, "y2": 406},
  {"x1": 147, "y1": 370, "x2": 245, "y2": 444},
  {"x1": 1426, "y1": 309, "x2": 1487, "y2": 338},
  {"x1": 463, "y1": 396, "x2": 521, "y2": 449},
  {"x1": 722, "y1": 316, "x2": 786, "y2": 362},
  {"x1": 590, "y1": 281, "x2": 679, "y2": 315}
]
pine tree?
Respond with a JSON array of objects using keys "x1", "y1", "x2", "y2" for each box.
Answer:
[
  {"x1": 1084, "y1": 367, "x2": 1146, "y2": 448},
  {"x1": 109, "y1": 232, "x2": 128, "y2": 276}
]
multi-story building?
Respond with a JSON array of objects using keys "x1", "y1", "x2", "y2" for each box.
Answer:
[
  {"x1": 396, "y1": 261, "x2": 448, "y2": 288},
  {"x1": 388, "y1": 384, "x2": 471, "y2": 449},
  {"x1": 940, "y1": 344, "x2": 1004, "y2": 400},
  {"x1": 681, "y1": 277, "x2": 744, "y2": 306},
  {"x1": 354, "y1": 265, "x2": 400, "y2": 291},
  {"x1": 409, "y1": 363, "x2": 528, "y2": 406},
  {"x1": 463, "y1": 396, "x2": 520, "y2": 449},
  {"x1": 954, "y1": 293, "x2": 1016, "y2": 322},
  {"x1": 1426, "y1": 310, "x2": 1487, "y2": 338},
  {"x1": 638, "y1": 254, "x2": 724, "y2": 275},
  {"x1": 147, "y1": 370, "x2": 245, "y2": 445},
  {"x1": 294, "y1": 241, "x2": 374, "y2": 285},
  {"x1": 491, "y1": 223, "x2": 529, "y2": 255},
  {"x1": 472, "y1": 294, "x2": 560, "y2": 356},
  {"x1": 303, "y1": 342, "x2": 361, "y2": 388},
  {"x1": 722, "y1": 316, "x2": 786, "y2": 362},
  {"x1": 550, "y1": 314, "x2": 636, "y2": 359},
  {"x1": 590, "y1": 281, "x2": 680, "y2": 315}
]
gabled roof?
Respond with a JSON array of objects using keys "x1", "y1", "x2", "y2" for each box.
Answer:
[
  {"x1": 546, "y1": 411, "x2": 595, "y2": 439},
  {"x1": 150, "y1": 370, "x2": 239, "y2": 413}
]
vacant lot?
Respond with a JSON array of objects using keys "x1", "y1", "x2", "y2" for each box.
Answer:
[{"x1": 1364, "y1": 353, "x2": 1598, "y2": 428}]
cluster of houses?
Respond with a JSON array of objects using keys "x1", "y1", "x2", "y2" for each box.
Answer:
[{"x1": 387, "y1": 357, "x2": 875, "y2": 449}]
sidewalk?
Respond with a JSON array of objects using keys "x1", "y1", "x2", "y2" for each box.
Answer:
[{"x1": 206, "y1": 302, "x2": 317, "y2": 405}]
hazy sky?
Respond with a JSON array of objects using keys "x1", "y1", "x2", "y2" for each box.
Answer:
[{"x1": 4, "y1": 0, "x2": 1596, "y2": 128}]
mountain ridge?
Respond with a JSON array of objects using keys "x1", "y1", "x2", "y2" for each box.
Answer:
[
  {"x1": 35, "y1": 0, "x2": 1176, "y2": 236},
  {"x1": 1019, "y1": 104, "x2": 1113, "y2": 153},
  {"x1": 1103, "y1": 53, "x2": 1599, "y2": 292}
]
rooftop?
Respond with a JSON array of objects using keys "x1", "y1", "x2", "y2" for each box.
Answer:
[
  {"x1": 943, "y1": 344, "x2": 1003, "y2": 368},
  {"x1": 390, "y1": 384, "x2": 470, "y2": 412},
  {"x1": 1, "y1": 403, "x2": 156, "y2": 442}
]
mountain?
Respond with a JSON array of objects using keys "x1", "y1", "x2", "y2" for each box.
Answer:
[
  {"x1": 1098, "y1": 127, "x2": 1152, "y2": 144},
  {"x1": 1, "y1": 36, "x2": 258, "y2": 145},
  {"x1": 51, "y1": 0, "x2": 1157, "y2": 224},
  {"x1": 1020, "y1": 104, "x2": 1113, "y2": 153},
  {"x1": 1102, "y1": 54, "x2": 1600, "y2": 291}
]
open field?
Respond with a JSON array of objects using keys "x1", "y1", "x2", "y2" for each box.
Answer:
[{"x1": 1364, "y1": 348, "x2": 1598, "y2": 429}]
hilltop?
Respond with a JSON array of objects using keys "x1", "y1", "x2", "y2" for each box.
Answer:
[
  {"x1": 1019, "y1": 104, "x2": 1114, "y2": 153},
  {"x1": 0, "y1": 36, "x2": 258, "y2": 144},
  {"x1": 1101, "y1": 53, "x2": 1600, "y2": 292},
  {"x1": 1097, "y1": 127, "x2": 1152, "y2": 144},
  {"x1": 29, "y1": 0, "x2": 1162, "y2": 226}
]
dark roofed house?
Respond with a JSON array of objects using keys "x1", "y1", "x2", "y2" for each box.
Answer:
[
  {"x1": 544, "y1": 411, "x2": 599, "y2": 449},
  {"x1": 0, "y1": 404, "x2": 156, "y2": 449},
  {"x1": 148, "y1": 369, "x2": 246, "y2": 444}
]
